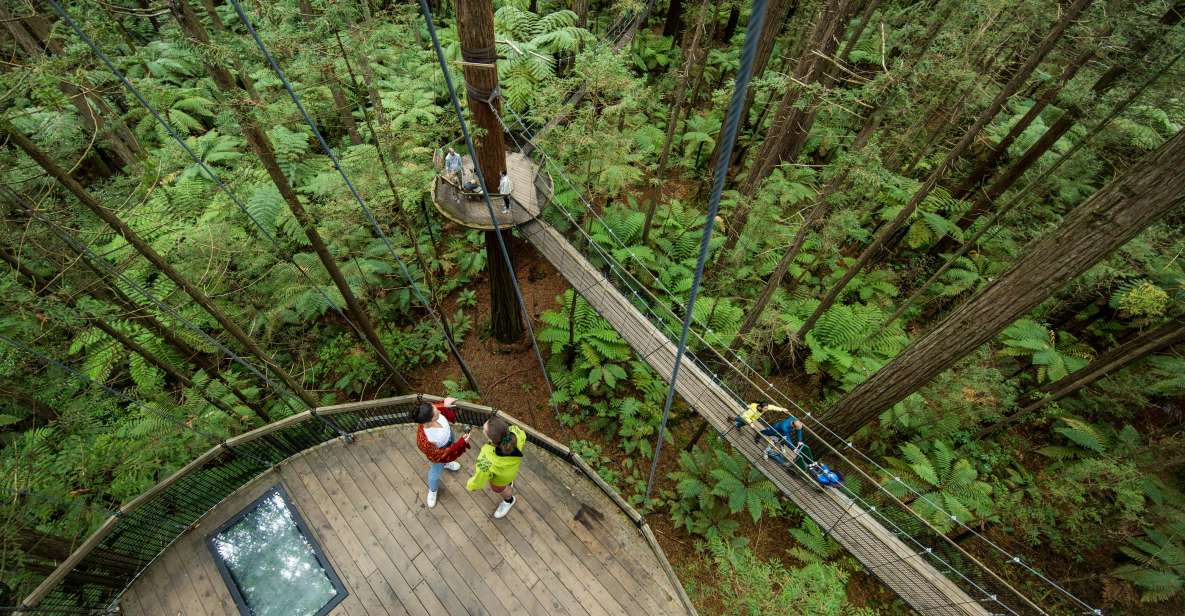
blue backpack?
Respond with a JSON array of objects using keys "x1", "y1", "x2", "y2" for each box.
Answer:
[{"x1": 809, "y1": 462, "x2": 843, "y2": 486}]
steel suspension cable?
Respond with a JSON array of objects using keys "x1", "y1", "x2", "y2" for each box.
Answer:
[
  {"x1": 46, "y1": 0, "x2": 374, "y2": 356},
  {"x1": 414, "y1": 0, "x2": 559, "y2": 409},
  {"x1": 644, "y1": 0, "x2": 769, "y2": 501},
  {"x1": 225, "y1": 0, "x2": 482, "y2": 395}
]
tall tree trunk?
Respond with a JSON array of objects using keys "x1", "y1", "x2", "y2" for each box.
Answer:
[
  {"x1": 0, "y1": 247, "x2": 245, "y2": 420},
  {"x1": 914, "y1": 0, "x2": 956, "y2": 52},
  {"x1": 645, "y1": 0, "x2": 713, "y2": 243},
  {"x1": 954, "y1": 35, "x2": 1103, "y2": 199},
  {"x1": 793, "y1": 0, "x2": 1091, "y2": 348},
  {"x1": 823, "y1": 128, "x2": 1185, "y2": 437},
  {"x1": 663, "y1": 0, "x2": 685, "y2": 37},
  {"x1": 957, "y1": 0, "x2": 1185, "y2": 228},
  {"x1": 727, "y1": 0, "x2": 797, "y2": 158},
  {"x1": 67, "y1": 238, "x2": 267, "y2": 417},
  {"x1": 719, "y1": 5, "x2": 741, "y2": 43},
  {"x1": 0, "y1": 5, "x2": 43, "y2": 56},
  {"x1": 981, "y1": 320, "x2": 1185, "y2": 438},
  {"x1": 456, "y1": 0, "x2": 523, "y2": 343},
  {"x1": 730, "y1": 107, "x2": 883, "y2": 348},
  {"x1": 724, "y1": 0, "x2": 851, "y2": 255},
  {"x1": 19, "y1": 528, "x2": 137, "y2": 575},
  {"x1": 324, "y1": 65, "x2": 363, "y2": 145},
  {"x1": 172, "y1": 0, "x2": 408, "y2": 391},
  {"x1": 2, "y1": 125, "x2": 318, "y2": 409},
  {"x1": 572, "y1": 0, "x2": 588, "y2": 28},
  {"x1": 357, "y1": 55, "x2": 388, "y2": 126},
  {"x1": 0, "y1": 387, "x2": 60, "y2": 425},
  {"x1": 837, "y1": 0, "x2": 881, "y2": 63}
]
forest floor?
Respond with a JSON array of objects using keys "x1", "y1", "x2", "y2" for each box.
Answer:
[{"x1": 405, "y1": 227, "x2": 904, "y2": 613}]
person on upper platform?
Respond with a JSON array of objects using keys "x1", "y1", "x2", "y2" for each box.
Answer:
[
  {"x1": 412, "y1": 397, "x2": 473, "y2": 508},
  {"x1": 498, "y1": 170, "x2": 513, "y2": 214},
  {"x1": 444, "y1": 147, "x2": 462, "y2": 183}
]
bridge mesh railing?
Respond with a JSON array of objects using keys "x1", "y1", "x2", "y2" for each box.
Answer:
[{"x1": 533, "y1": 200, "x2": 1059, "y2": 616}]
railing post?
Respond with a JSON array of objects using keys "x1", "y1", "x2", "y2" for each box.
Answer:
[{"x1": 310, "y1": 407, "x2": 353, "y2": 443}]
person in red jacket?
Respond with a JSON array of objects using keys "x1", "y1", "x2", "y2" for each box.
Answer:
[{"x1": 413, "y1": 397, "x2": 472, "y2": 508}]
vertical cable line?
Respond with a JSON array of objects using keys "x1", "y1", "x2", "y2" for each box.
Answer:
[
  {"x1": 4, "y1": 190, "x2": 303, "y2": 417},
  {"x1": 225, "y1": 0, "x2": 481, "y2": 395},
  {"x1": 415, "y1": 0, "x2": 559, "y2": 406},
  {"x1": 644, "y1": 0, "x2": 769, "y2": 501},
  {"x1": 0, "y1": 334, "x2": 273, "y2": 468},
  {"x1": 46, "y1": 0, "x2": 372, "y2": 354}
]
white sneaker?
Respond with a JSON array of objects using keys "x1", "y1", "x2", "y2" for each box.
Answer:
[
  {"x1": 444, "y1": 461, "x2": 461, "y2": 471},
  {"x1": 426, "y1": 490, "x2": 438, "y2": 508},
  {"x1": 493, "y1": 496, "x2": 516, "y2": 519}
]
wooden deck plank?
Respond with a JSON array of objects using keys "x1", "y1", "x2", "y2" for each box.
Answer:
[
  {"x1": 158, "y1": 533, "x2": 212, "y2": 616},
  {"x1": 510, "y1": 468, "x2": 662, "y2": 615},
  {"x1": 303, "y1": 445, "x2": 430, "y2": 616},
  {"x1": 281, "y1": 457, "x2": 398, "y2": 616},
  {"x1": 341, "y1": 435, "x2": 484, "y2": 616},
  {"x1": 117, "y1": 426, "x2": 692, "y2": 616},
  {"x1": 524, "y1": 462, "x2": 681, "y2": 611},
  {"x1": 461, "y1": 459, "x2": 630, "y2": 616},
  {"x1": 377, "y1": 436, "x2": 530, "y2": 616},
  {"x1": 360, "y1": 435, "x2": 519, "y2": 616},
  {"x1": 383, "y1": 438, "x2": 551, "y2": 616}
]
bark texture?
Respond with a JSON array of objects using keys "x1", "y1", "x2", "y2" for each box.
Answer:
[
  {"x1": 824, "y1": 129, "x2": 1185, "y2": 436},
  {"x1": 982, "y1": 320, "x2": 1185, "y2": 437}
]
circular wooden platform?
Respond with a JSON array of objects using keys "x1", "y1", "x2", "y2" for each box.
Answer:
[
  {"x1": 432, "y1": 152, "x2": 552, "y2": 230},
  {"x1": 117, "y1": 425, "x2": 689, "y2": 616}
]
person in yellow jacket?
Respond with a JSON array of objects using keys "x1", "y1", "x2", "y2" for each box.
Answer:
[
  {"x1": 466, "y1": 416, "x2": 526, "y2": 518},
  {"x1": 735, "y1": 401, "x2": 789, "y2": 428}
]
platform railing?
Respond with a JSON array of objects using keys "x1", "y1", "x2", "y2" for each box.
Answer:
[{"x1": 16, "y1": 395, "x2": 696, "y2": 616}]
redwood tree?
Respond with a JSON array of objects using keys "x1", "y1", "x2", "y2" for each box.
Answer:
[
  {"x1": 823, "y1": 128, "x2": 1185, "y2": 437},
  {"x1": 981, "y1": 319, "x2": 1185, "y2": 438},
  {"x1": 792, "y1": 0, "x2": 1092, "y2": 348}
]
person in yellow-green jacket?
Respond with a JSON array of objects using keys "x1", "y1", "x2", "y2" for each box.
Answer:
[
  {"x1": 466, "y1": 416, "x2": 526, "y2": 519},
  {"x1": 734, "y1": 401, "x2": 789, "y2": 428}
]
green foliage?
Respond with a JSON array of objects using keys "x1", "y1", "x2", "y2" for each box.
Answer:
[
  {"x1": 669, "y1": 440, "x2": 780, "y2": 542},
  {"x1": 787, "y1": 518, "x2": 843, "y2": 565},
  {"x1": 998, "y1": 320, "x2": 1089, "y2": 383},
  {"x1": 1110, "y1": 280, "x2": 1169, "y2": 320},
  {"x1": 1114, "y1": 508, "x2": 1185, "y2": 603},
  {"x1": 691, "y1": 536, "x2": 876, "y2": 616},
  {"x1": 881, "y1": 441, "x2": 994, "y2": 533}
]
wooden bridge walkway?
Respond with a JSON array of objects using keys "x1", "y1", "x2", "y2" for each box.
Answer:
[{"x1": 521, "y1": 219, "x2": 995, "y2": 616}]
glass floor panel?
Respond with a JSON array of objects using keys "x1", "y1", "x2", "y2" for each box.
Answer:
[{"x1": 208, "y1": 486, "x2": 346, "y2": 616}]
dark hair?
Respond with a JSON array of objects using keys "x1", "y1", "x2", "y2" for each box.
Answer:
[
  {"x1": 485, "y1": 417, "x2": 517, "y2": 455},
  {"x1": 411, "y1": 402, "x2": 435, "y2": 424},
  {"x1": 757, "y1": 401, "x2": 770, "y2": 410}
]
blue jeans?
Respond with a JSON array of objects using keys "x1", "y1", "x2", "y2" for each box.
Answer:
[{"x1": 426, "y1": 435, "x2": 454, "y2": 492}]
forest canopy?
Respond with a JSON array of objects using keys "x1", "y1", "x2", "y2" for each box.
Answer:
[{"x1": 2, "y1": 0, "x2": 1184, "y2": 614}]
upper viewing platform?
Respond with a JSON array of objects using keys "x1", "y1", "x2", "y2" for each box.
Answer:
[{"x1": 432, "y1": 152, "x2": 550, "y2": 230}]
